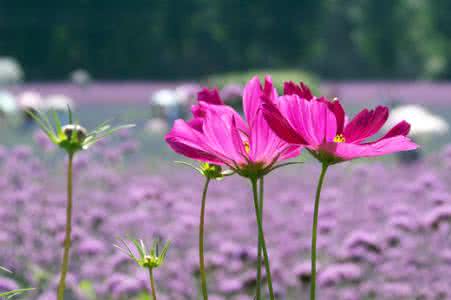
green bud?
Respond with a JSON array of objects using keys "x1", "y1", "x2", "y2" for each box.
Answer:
[
  {"x1": 62, "y1": 124, "x2": 87, "y2": 143},
  {"x1": 200, "y1": 163, "x2": 223, "y2": 179},
  {"x1": 28, "y1": 106, "x2": 134, "y2": 156},
  {"x1": 115, "y1": 239, "x2": 170, "y2": 270}
]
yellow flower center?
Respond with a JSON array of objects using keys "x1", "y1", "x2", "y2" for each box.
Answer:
[
  {"x1": 243, "y1": 141, "x2": 250, "y2": 154},
  {"x1": 333, "y1": 134, "x2": 346, "y2": 143}
]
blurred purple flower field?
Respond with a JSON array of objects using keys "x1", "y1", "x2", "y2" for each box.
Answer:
[{"x1": 1, "y1": 135, "x2": 451, "y2": 299}]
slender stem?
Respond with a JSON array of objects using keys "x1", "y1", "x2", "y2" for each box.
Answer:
[
  {"x1": 309, "y1": 163, "x2": 329, "y2": 300},
  {"x1": 148, "y1": 267, "x2": 157, "y2": 300},
  {"x1": 57, "y1": 153, "x2": 74, "y2": 300},
  {"x1": 255, "y1": 177, "x2": 264, "y2": 300},
  {"x1": 199, "y1": 178, "x2": 211, "y2": 300},
  {"x1": 251, "y1": 178, "x2": 275, "y2": 300}
]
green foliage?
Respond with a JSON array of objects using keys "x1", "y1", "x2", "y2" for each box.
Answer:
[
  {"x1": 1, "y1": 1, "x2": 451, "y2": 79},
  {"x1": 136, "y1": 293, "x2": 152, "y2": 300},
  {"x1": 78, "y1": 280, "x2": 96, "y2": 300},
  {"x1": 0, "y1": 288, "x2": 34, "y2": 299},
  {"x1": 206, "y1": 69, "x2": 319, "y2": 93},
  {"x1": 0, "y1": 266, "x2": 34, "y2": 299}
]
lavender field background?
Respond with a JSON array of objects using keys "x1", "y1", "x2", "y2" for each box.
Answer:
[
  {"x1": 2, "y1": 1, "x2": 451, "y2": 298},
  {"x1": 0, "y1": 81, "x2": 450, "y2": 299}
]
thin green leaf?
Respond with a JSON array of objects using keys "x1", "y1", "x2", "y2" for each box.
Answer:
[
  {"x1": 0, "y1": 266, "x2": 11, "y2": 273},
  {"x1": 67, "y1": 105, "x2": 73, "y2": 124},
  {"x1": 0, "y1": 288, "x2": 34, "y2": 298},
  {"x1": 269, "y1": 161, "x2": 304, "y2": 173},
  {"x1": 40, "y1": 110, "x2": 55, "y2": 135},
  {"x1": 140, "y1": 240, "x2": 147, "y2": 256},
  {"x1": 174, "y1": 161, "x2": 202, "y2": 174},
  {"x1": 27, "y1": 110, "x2": 53, "y2": 135},
  {"x1": 83, "y1": 124, "x2": 135, "y2": 148},
  {"x1": 159, "y1": 241, "x2": 170, "y2": 262},
  {"x1": 52, "y1": 111, "x2": 63, "y2": 136},
  {"x1": 132, "y1": 240, "x2": 146, "y2": 259},
  {"x1": 26, "y1": 110, "x2": 59, "y2": 143},
  {"x1": 221, "y1": 170, "x2": 235, "y2": 177}
]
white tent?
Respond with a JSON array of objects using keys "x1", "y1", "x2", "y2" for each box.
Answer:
[
  {"x1": 0, "y1": 57, "x2": 24, "y2": 84},
  {"x1": 384, "y1": 104, "x2": 449, "y2": 137},
  {"x1": 0, "y1": 91, "x2": 17, "y2": 115}
]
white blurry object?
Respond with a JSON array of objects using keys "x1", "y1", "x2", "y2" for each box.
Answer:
[
  {"x1": 151, "y1": 89, "x2": 178, "y2": 107},
  {"x1": 0, "y1": 57, "x2": 23, "y2": 84},
  {"x1": 0, "y1": 91, "x2": 17, "y2": 115},
  {"x1": 70, "y1": 69, "x2": 91, "y2": 86},
  {"x1": 18, "y1": 91, "x2": 43, "y2": 111},
  {"x1": 45, "y1": 94, "x2": 75, "y2": 111},
  {"x1": 145, "y1": 118, "x2": 168, "y2": 134},
  {"x1": 175, "y1": 84, "x2": 200, "y2": 105},
  {"x1": 384, "y1": 105, "x2": 449, "y2": 137}
]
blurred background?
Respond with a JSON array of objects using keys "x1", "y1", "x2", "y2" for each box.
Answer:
[{"x1": 1, "y1": 1, "x2": 451, "y2": 299}]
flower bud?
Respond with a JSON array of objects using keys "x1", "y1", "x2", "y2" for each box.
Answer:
[
  {"x1": 200, "y1": 163, "x2": 223, "y2": 179},
  {"x1": 62, "y1": 124, "x2": 87, "y2": 143}
]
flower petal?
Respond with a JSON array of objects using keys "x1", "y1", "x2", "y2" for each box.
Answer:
[
  {"x1": 202, "y1": 111, "x2": 247, "y2": 166},
  {"x1": 192, "y1": 100, "x2": 248, "y2": 133},
  {"x1": 279, "y1": 95, "x2": 337, "y2": 147},
  {"x1": 343, "y1": 106, "x2": 389, "y2": 143},
  {"x1": 165, "y1": 119, "x2": 224, "y2": 164},
  {"x1": 283, "y1": 81, "x2": 314, "y2": 100},
  {"x1": 197, "y1": 87, "x2": 224, "y2": 105},
  {"x1": 365, "y1": 120, "x2": 411, "y2": 144},
  {"x1": 261, "y1": 96, "x2": 307, "y2": 144},
  {"x1": 243, "y1": 76, "x2": 263, "y2": 126},
  {"x1": 320, "y1": 135, "x2": 418, "y2": 161},
  {"x1": 327, "y1": 100, "x2": 345, "y2": 134}
]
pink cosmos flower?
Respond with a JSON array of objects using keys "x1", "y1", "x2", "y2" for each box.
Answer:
[
  {"x1": 262, "y1": 81, "x2": 418, "y2": 164},
  {"x1": 165, "y1": 76, "x2": 301, "y2": 178}
]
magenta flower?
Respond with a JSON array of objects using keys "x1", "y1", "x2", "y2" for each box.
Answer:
[
  {"x1": 166, "y1": 76, "x2": 300, "y2": 177},
  {"x1": 166, "y1": 76, "x2": 301, "y2": 300},
  {"x1": 263, "y1": 81, "x2": 418, "y2": 300},
  {"x1": 262, "y1": 81, "x2": 418, "y2": 164}
]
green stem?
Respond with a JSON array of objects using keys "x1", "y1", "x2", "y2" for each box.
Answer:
[
  {"x1": 251, "y1": 178, "x2": 275, "y2": 300},
  {"x1": 199, "y1": 178, "x2": 210, "y2": 300},
  {"x1": 255, "y1": 177, "x2": 264, "y2": 300},
  {"x1": 148, "y1": 267, "x2": 157, "y2": 300},
  {"x1": 57, "y1": 153, "x2": 74, "y2": 300},
  {"x1": 309, "y1": 163, "x2": 329, "y2": 300}
]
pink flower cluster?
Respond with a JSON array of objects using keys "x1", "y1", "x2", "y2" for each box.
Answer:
[{"x1": 166, "y1": 75, "x2": 418, "y2": 171}]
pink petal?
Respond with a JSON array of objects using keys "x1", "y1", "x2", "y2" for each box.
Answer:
[
  {"x1": 261, "y1": 96, "x2": 307, "y2": 144},
  {"x1": 365, "y1": 121, "x2": 411, "y2": 145},
  {"x1": 279, "y1": 95, "x2": 337, "y2": 147},
  {"x1": 187, "y1": 118, "x2": 203, "y2": 132},
  {"x1": 343, "y1": 106, "x2": 389, "y2": 143},
  {"x1": 243, "y1": 76, "x2": 263, "y2": 126},
  {"x1": 320, "y1": 135, "x2": 418, "y2": 161},
  {"x1": 327, "y1": 100, "x2": 345, "y2": 134},
  {"x1": 249, "y1": 108, "x2": 302, "y2": 166},
  {"x1": 192, "y1": 101, "x2": 248, "y2": 133},
  {"x1": 165, "y1": 120, "x2": 224, "y2": 164},
  {"x1": 202, "y1": 111, "x2": 247, "y2": 166},
  {"x1": 283, "y1": 81, "x2": 314, "y2": 100},
  {"x1": 197, "y1": 87, "x2": 224, "y2": 105}
]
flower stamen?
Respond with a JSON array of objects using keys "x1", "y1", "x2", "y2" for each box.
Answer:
[
  {"x1": 333, "y1": 134, "x2": 345, "y2": 143},
  {"x1": 244, "y1": 141, "x2": 250, "y2": 154}
]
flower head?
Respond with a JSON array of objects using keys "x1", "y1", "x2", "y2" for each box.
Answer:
[
  {"x1": 115, "y1": 239, "x2": 170, "y2": 269},
  {"x1": 165, "y1": 76, "x2": 301, "y2": 179},
  {"x1": 28, "y1": 106, "x2": 135, "y2": 155},
  {"x1": 262, "y1": 82, "x2": 418, "y2": 164}
]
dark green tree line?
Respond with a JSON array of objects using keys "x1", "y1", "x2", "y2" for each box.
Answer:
[{"x1": 0, "y1": 0, "x2": 449, "y2": 80}]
